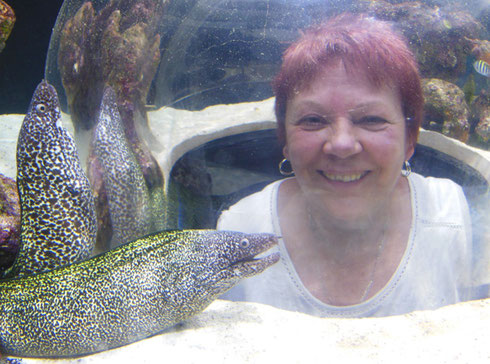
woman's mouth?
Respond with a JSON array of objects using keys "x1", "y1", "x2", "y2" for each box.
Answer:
[{"x1": 318, "y1": 171, "x2": 369, "y2": 182}]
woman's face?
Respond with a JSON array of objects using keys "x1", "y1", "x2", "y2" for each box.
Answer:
[{"x1": 283, "y1": 64, "x2": 414, "y2": 226}]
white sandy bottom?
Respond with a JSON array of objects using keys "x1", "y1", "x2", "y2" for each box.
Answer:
[{"x1": 8, "y1": 298, "x2": 490, "y2": 364}]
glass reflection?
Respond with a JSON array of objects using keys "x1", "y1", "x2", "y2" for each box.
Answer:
[{"x1": 41, "y1": 0, "x2": 489, "y2": 314}]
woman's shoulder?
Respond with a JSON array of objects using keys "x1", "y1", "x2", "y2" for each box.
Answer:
[
  {"x1": 227, "y1": 179, "x2": 281, "y2": 210},
  {"x1": 406, "y1": 173, "x2": 474, "y2": 302},
  {"x1": 216, "y1": 179, "x2": 283, "y2": 232},
  {"x1": 409, "y1": 171, "x2": 463, "y2": 191},
  {"x1": 409, "y1": 172, "x2": 469, "y2": 224}
]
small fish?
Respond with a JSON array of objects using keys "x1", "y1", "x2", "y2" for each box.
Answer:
[
  {"x1": 3, "y1": 80, "x2": 97, "y2": 278},
  {"x1": 0, "y1": 230, "x2": 279, "y2": 358},
  {"x1": 93, "y1": 86, "x2": 153, "y2": 248},
  {"x1": 473, "y1": 60, "x2": 490, "y2": 77}
]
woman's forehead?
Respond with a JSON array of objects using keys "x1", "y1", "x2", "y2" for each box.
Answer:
[{"x1": 287, "y1": 67, "x2": 401, "y2": 112}]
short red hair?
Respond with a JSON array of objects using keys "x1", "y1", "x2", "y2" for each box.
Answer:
[{"x1": 273, "y1": 13, "x2": 423, "y2": 148}]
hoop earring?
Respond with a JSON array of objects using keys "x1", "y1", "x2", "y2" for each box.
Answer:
[
  {"x1": 279, "y1": 158, "x2": 294, "y2": 176},
  {"x1": 401, "y1": 160, "x2": 411, "y2": 177}
]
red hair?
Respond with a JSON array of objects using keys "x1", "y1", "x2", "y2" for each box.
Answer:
[{"x1": 273, "y1": 13, "x2": 423, "y2": 148}]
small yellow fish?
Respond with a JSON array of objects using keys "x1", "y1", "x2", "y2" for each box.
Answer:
[{"x1": 474, "y1": 60, "x2": 490, "y2": 77}]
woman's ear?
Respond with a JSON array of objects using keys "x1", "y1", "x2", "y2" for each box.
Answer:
[
  {"x1": 405, "y1": 140, "x2": 415, "y2": 161},
  {"x1": 283, "y1": 145, "x2": 289, "y2": 160}
]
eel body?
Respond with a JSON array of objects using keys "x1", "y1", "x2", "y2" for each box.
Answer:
[
  {"x1": 93, "y1": 86, "x2": 153, "y2": 248},
  {"x1": 0, "y1": 229, "x2": 279, "y2": 358},
  {"x1": 4, "y1": 80, "x2": 97, "y2": 278}
]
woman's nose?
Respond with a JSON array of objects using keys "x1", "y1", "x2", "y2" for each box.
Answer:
[{"x1": 322, "y1": 119, "x2": 362, "y2": 158}]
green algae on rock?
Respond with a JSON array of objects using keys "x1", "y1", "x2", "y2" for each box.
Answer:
[
  {"x1": 471, "y1": 91, "x2": 490, "y2": 146},
  {"x1": 0, "y1": 173, "x2": 20, "y2": 272},
  {"x1": 422, "y1": 78, "x2": 470, "y2": 143},
  {"x1": 0, "y1": 0, "x2": 15, "y2": 53}
]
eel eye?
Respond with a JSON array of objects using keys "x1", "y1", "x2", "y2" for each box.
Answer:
[
  {"x1": 240, "y1": 238, "x2": 250, "y2": 248},
  {"x1": 36, "y1": 103, "x2": 47, "y2": 113}
]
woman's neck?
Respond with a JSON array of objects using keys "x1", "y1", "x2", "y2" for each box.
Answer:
[
  {"x1": 306, "y1": 200, "x2": 390, "y2": 260},
  {"x1": 280, "y1": 177, "x2": 393, "y2": 254}
]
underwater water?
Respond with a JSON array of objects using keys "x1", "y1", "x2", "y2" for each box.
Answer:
[
  {"x1": 0, "y1": 0, "x2": 489, "y2": 360},
  {"x1": 41, "y1": 0, "x2": 490, "y2": 226}
]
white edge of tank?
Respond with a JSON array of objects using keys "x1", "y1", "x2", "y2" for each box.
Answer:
[
  {"x1": 1, "y1": 98, "x2": 489, "y2": 188},
  {"x1": 146, "y1": 97, "x2": 490, "y2": 188}
]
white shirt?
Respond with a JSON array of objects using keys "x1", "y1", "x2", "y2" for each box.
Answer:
[{"x1": 217, "y1": 173, "x2": 473, "y2": 317}]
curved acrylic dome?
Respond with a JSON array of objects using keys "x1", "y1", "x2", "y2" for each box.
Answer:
[
  {"x1": 45, "y1": 0, "x2": 359, "y2": 112},
  {"x1": 45, "y1": 0, "x2": 489, "y2": 112},
  {"x1": 43, "y1": 0, "x2": 489, "y2": 228},
  {"x1": 43, "y1": 1, "x2": 489, "y2": 283}
]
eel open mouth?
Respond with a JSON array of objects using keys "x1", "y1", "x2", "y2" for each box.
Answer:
[
  {"x1": 232, "y1": 248, "x2": 280, "y2": 276},
  {"x1": 232, "y1": 243, "x2": 280, "y2": 276}
]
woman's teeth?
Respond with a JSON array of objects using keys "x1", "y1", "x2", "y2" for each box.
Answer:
[{"x1": 320, "y1": 171, "x2": 366, "y2": 182}]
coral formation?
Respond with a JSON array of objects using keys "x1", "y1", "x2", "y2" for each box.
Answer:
[
  {"x1": 0, "y1": 0, "x2": 15, "y2": 53},
  {"x1": 471, "y1": 91, "x2": 490, "y2": 144},
  {"x1": 351, "y1": 0, "x2": 483, "y2": 82},
  {"x1": 349, "y1": 0, "x2": 488, "y2": 148},
  {"x1": 466, "y1": 38, "x2": 490, "y2": 65},
  {"x1": 57, "y1": 0, "x2": 167, "y2": 248},
  {"x1": 0, "y1": 174, "x2": 19, "y2": 272},
  {"x1": 422, "y1": 78, "x2": 470, "y2": 143}
]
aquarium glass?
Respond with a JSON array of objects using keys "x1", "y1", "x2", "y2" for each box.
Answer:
[
  {"x1": 0, "y1": 0, "x2": 488, "y2": 357},
  {"x1": 44, "y1": 0, "x2": 490, "y2": 298}
]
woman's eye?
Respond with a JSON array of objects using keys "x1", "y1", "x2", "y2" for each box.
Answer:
[
  {"x1": 297, "y1": 116, "x2": 325, "y2": 128},
  {"x1": 356, "y1": 116, "x2": 389, "y2": 129},
  {"x1": 358, "y1": 116, "x2": 387, "y2": 124}
]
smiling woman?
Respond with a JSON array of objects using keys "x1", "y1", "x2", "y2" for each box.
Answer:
[
  {"x1": 217, "y1": 13, "x2": 474, "y2": 317},
  {"x1": 283, "y1": 67, "x2": 410, "y2": 231}
]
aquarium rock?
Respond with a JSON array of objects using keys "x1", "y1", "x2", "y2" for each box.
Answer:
[
  {"x1": 422, "y1": 78, "x2": 470, "y2": 142},
  {"x1": 466, "y1": 37, "x2": 490, "y2": 65},
  {"x1": 471, "y1": 91, "x2": 490, "y2": 144},
  {"x1": 0, "y1": 0, "x2": 15, "y2": 53},
  {"x1": 0, "y1": 173, "x2": 19, "y2": 272},
  {"x1": 351, "y1": 0, "x2": 484, "y2": 83}
]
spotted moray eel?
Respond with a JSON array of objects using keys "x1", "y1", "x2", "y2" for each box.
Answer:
[
  {"x1": 0, "y1": 230, "x2": 279, "y2": 358},
  {"x1": 93, "y1": 86, "x2": 154, "y2": 248},
  {"x1": 0, "y1": 81, "x2": 279, "y2": 358},
  {"x1": 3, "y1": 80, "x2": 97, "y2": 278}
]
